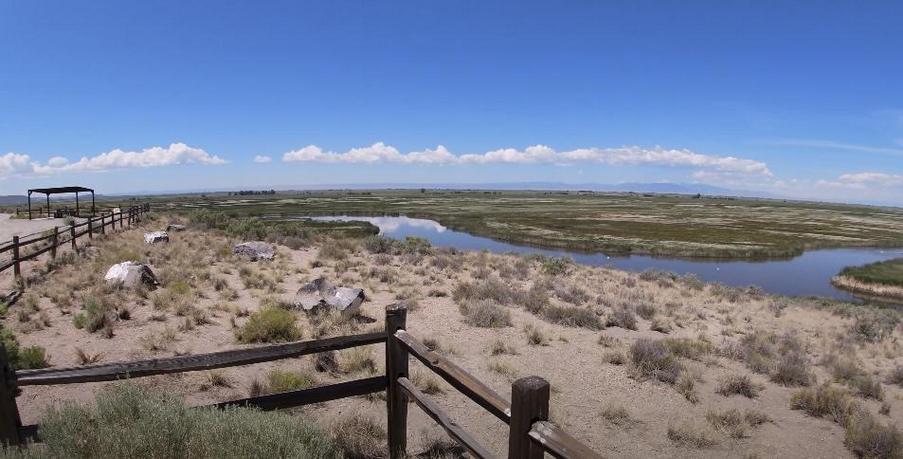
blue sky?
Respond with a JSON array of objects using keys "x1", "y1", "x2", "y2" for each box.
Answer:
[{"x1": 1, "y1": 1, "x2": 902, "y2": 204}]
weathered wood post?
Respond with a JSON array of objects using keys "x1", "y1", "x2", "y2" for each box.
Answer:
[
  {"x1": 87, "y1": 218, "x2": 93, "y2": 239},
  {"x1": 11, "y1": 236, "x2": 20, "y2": 283},
  {"x1": 50, "y1": 226, "x2": 58, "y2": 259},
  {"x1": 385, "y1": 304, "x2": 409, "y2": 459},
  {"x1": 70, "y1": 223, "x2": 76, "y2": 250},
  {"x1": 509, "y1": 376, "x2": 550, "y2": 459},
  {"x1": 100, "y1": 215, "x2": 105, "y2": 235},
  {"x1": 0, "y1": 341, "x2": 22, "y2": 447}
]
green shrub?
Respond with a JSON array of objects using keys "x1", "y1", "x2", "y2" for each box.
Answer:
[
  {"x1": 0, "y1": 384, "x2": 339, "y2": 458},
  {"x1": 663, "y1": 337, "x2": 713, "y2": 361},
  {"x1": 267, "y1": 369, "x2": 316, "y2": 393},
  {"x1": 17, "y1": 346, "x2": 49, "y2": 369},
  {"x1": 539, "y1": 256, "x2": 571, "y2": 276},
  {"x1": 73, "y1": 297, "x2": 110, "y2": 333},
  {"x1": 235, "y1": 307, "x2": 301, "y2": 343},
  {"x1": 0, "y1": 328, "x2": 50, "y2": 370}
]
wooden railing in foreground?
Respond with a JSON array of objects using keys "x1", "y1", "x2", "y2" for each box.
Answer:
[
  {"x1": 0, "y1": 305, "x2": 601, "y2": 458},
  {"x1": 0, "y1": 204, "x2": 150, "y2": 283}
]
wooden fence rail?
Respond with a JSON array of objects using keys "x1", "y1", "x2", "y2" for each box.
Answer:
[
  {"x1": 0, "y1": 203, "x2": 150, "y2": 285},
  {"x1": 0, "y1": 304, "x2": 600, "y2": 458}
]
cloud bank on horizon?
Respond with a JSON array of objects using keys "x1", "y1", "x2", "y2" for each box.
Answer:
[{"x1": 1, "y1": 140, "x2": 901, "y2": 205}]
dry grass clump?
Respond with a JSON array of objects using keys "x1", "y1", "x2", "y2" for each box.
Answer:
[
  {"x1": 339, "y1": 347, "x2": 377, "y2": 375},
  {"x1": 541, "y1": 304, "x2": 602, "y2": 330},
  {"x1": 716, "y1": 374, "x2": 761, "y2": 398},
  {"x1": 823, "y1": 354, "x2": 885, "y2": 400},
  {"x1": 729, "y1": 330, "x2": 813, "y2": 387},
  {"x1": 458, "y1": 300, "x2": 511, "y2": 328},
  {"x1": 235, "y1": 307, "x2": 301, "y2": 343},
  {"x1": 649, "y1": 317, "x2": 673, "y2": 334},
  {"x1": 410, "y1": 370, "x2": 444, "y2": 395},
  {"x1": 663, "y1": 337, "x2": 713, "y2": 361},
  {"x1": 602, "y1": 350, "x2": 627, "y2": 365},
  {"x1": 523, "y1": 324, "x2": 549, "y2": 346},
  {"x1": 635, "y1": 302, "x2": 657, "y2": 320},
  {"x1": 74, "y1": 347, "x2": 103, "y2": 366},
  {"x1": 488, "y1": 339, "x2": 517, "y2": 356},
  {"x1": 705, "y1": 408, "x2": 770, "y2": 439},
  {"x1": 331, "y1": 415, "x2": 387, "y2": 459},
  {"x1": 629, "y1": 339, "x2": 682, "y2": 384},
  {"x1": 791, "y1": 384, "x2": 903, "y2": 458},
  {"x1": 600, "y1": 404, "x2": 634, "y2": 427},
  {"x1": 676, "y1": 372, "x2": 699, "y2": 403},
  {"x1": 452, "y1": 277, "x2": 516, "y2": 306},
  {"x1": 605, "y1": 308, "x2": 637, "y2": 330},
  {"x1": 667, "y1": 422, "x2": 718, "y2": 448},
  {"x1": 887, "y1": 366, "x2": 903, "y2": 387}
]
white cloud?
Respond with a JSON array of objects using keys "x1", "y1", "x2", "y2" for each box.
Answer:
[
  {"x1": 818, "y1": 172, "x2": 903, "y2": 189},
  {"x1": 0, "y1": 143, "x2": 226, "y2": 179},
  {"x1": 283, "y1": 143, "x2": 772, "y2": 176},
  {"x1": 253, "y1": 155, "x2": 272, "y2": 163},
  {"x1": 0, "y1": 153, "x2": 35, "y2": 177}
]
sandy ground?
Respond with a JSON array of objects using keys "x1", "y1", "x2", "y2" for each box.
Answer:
[
  {"x1": 3, "y1": 216, "x2": 902, "y2": 458},
  {"x1": 0, "y1": 214, "x2": 84, "y2": 244}
]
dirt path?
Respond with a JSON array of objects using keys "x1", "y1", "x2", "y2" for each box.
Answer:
[{"x1": 0, "y1": 214, "x2": 83, "y2": 243}]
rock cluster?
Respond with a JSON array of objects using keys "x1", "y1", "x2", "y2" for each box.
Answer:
[{"x1": 292, "y1": 277, "x2": 364, "y2": 317}]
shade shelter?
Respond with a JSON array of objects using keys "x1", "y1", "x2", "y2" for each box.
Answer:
[{"x1": 27, "y1": 186, "x2": 95, "y2": 219}]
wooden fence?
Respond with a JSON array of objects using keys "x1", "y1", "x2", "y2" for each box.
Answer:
[
  {"x1": 0, "y1": 204, "x2": 150, "y2": 283},
  {"x1": 0, "y1": 305, "x2": 601, "y2": 458}
]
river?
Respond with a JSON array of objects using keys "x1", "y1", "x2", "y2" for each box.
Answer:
[{"x1": 306, "y1": 215, "x2": 902, "y2": 303}]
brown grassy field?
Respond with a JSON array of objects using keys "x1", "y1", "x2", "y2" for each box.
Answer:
[{"x1": 2, "y1": 213, "x2": 902, "y2": 458}]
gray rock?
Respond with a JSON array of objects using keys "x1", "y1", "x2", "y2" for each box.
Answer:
[
  {"x1": 144, "y1": 231, "x2": 169, "y2": 244},
  {"x1": 292, "y1": 277, "x2": 364, "y2": 317},
  {"x1": 104, "y1": 261, "x2": 158, "y2": 288},
  {"x1": 233, "y1": 241, "x2": 275, "y2": 261},
  {"x1": 166, "y1": 224, "x2": 186, "y2": 232}
]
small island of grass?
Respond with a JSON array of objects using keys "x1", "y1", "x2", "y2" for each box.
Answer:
[{"x1": 832, "y1": 257, "x2": 903, "y2": 300}]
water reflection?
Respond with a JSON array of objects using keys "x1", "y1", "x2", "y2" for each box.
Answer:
[{"x1": 309, "y1": 215, "x2": 902, "y2": 302}]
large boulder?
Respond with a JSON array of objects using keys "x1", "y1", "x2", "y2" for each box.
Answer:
[
  {"x1": 104, "y1": 261, "x2": 158, "y2": 288},
  {"x1": 144, "y1": 231, "x2": 169, "y2": 244},
  {"x1": 292, "y1": 277, "x2": 364, "y2": 317},
  {"x1": 233, "y1": 241, "x2": 275, "y2": 261}
]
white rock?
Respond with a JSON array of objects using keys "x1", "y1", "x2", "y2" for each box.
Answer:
[
  {"x1": 144, "y1": 231, "x2": 169, "y2": 244},
  {"x1": 104, "y1": 261, "x2": 158, "y2": 288},
  {"x1": 233, "y1": 241, "x2": 275, "y2": 261}
]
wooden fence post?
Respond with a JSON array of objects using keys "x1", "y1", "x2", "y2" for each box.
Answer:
[
  {"x1": 50, "y1": 226, "x2": 58, "y2": 260},
  {"x1": 0, "y1": 341, "x2": 23, "y2": 447},
  {"x1": 70, "y1": 223, "x2": 76, "y2": 250},
  {"x1": 385, "y1": 304, "x2": 409, "y2": 459},
  {"x1": 100, "y1": 215, "x2": 105, "y2": 235},
  {"x1": 88, "y1": 218, "x2": 93, "y2": 239},
  {"x1": 509, "y1": 376, "x2": 550, "y2": 459},
  {"x1": 11, "y1": 236, "x2": 20, "y2": 283}
]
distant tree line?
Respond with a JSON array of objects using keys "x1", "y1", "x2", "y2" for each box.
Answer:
[{"x1": 229, "y1": 190, "x2": 277, "y2": 196}]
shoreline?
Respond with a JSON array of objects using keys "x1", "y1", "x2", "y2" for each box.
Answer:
[{"x1": 831, "y1": 275, "x2": 903, "y2": 301}]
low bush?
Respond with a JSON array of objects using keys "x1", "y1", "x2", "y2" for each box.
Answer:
[
  {"x1": 541, "y1": 305, "x2": 602, "y2": 330},
  {"x1": 663, "y1": 337, "x2": 713, "y2": 361},
  {"x1": 629, "y1": 339, "x2": 682, "y2": 384},
  {"x1": 267, "y1": 369, "x2": 316, "y2": 393},
  {"x1": 0, "y1": 384, "x2": 339, "y2": 458},
  {"x1": 716, "y1": 374, "x2": 761, "y2": 398},
  {"x1": 666, "y1": 422, "x2": 718, "y2": 448},
  {"x1": 1, "y1": 328, "x2": 50, "y2": 370},
  {"x1": 459, "y1": 300, "x2": 511, "y2": 328},
  {"x1": 235, "y1": 307, "x2": 301, "y2": 343},
  {"x1": 331, "y1": 416, "x2": 387, "y2": 459},
  {"x1": 605, "y1": 308, "x2": 637, "y2": 330}
]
